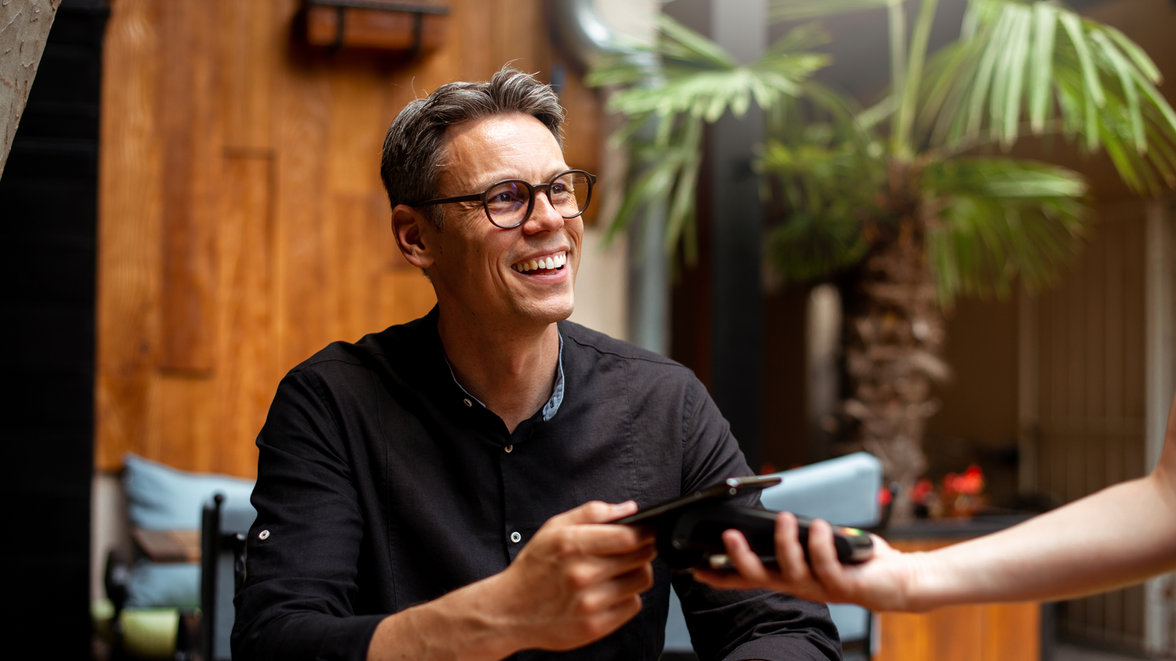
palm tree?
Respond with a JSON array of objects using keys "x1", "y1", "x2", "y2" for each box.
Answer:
[{"x1": 588, "y1": 0, "x2": 1176, "y2": 521}]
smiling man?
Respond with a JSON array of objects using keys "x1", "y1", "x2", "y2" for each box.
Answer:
[{"x1": 231, "y1": 66, "x2": 841, "y2": 661}]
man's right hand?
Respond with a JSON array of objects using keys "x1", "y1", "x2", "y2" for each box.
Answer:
[
  {"x1": 367, "y1": 500, "x2": 656, "y2": 661},
  {"x1": 489, "y1": 500, "x2": 657, "y2": 651}
]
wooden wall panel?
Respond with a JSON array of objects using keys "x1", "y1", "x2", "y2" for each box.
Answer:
[
  {"x1": 1029, "y1": 206, "x2": 1151, "y2": 649},
  {"x1": 216, "y1": 0, "x2": 280, "y2": 153},
  {"x1": 96, "y1": 0, "x2": 602, "y2": 476},
  {"x1": 874, "y1": 537, "x2": 1042, "y2": 661},
  {"x1": 215, "y1": 152, "x2": 277, "y2": 475},
  {"x1": 97, "y1": 0, "x2": 163, "y2": 464},
  {"x1": 158, "y1": 0, "x2": 221, "y2": 372}
]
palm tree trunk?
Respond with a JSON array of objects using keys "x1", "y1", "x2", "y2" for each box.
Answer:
[{"x1": 841, "y1": 198, "x2": 950, "y2": 524}]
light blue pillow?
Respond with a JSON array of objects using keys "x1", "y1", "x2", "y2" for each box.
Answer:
[
  {"x1": 125, "y1": 561, "x2": 201, "y2": 609},
  {"x1": 123, "y1": 453, "x2": 255, "y2": 530},
  {"x1": 122, "y1": 453, "x2": 256, "y2": 608}
]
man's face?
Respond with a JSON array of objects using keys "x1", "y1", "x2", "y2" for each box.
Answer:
[{"x1": 423, "y1": 112, "x2": 584, "y2": 333}]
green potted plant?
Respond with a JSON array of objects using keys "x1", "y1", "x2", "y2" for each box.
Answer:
[{"x1": 589, "y1": 0, "x2": 1176, "y2": 521}]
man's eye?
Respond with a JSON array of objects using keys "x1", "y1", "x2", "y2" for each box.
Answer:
[{"x1": 487, "y1": 183, "x2": 527, "y2": 206}]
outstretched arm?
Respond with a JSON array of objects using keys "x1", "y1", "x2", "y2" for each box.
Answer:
[{"x1": 697, "y1": 394, "x2": 1176, "y2": 612}]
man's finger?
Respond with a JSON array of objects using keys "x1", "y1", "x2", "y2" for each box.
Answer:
[{"x1": 555, "y1": 500, "x2": 639, "y2": 525}]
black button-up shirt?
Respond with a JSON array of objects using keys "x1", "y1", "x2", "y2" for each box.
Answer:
[{"x1": 232, "y1": 309, "x2": 841, "y2": 660}]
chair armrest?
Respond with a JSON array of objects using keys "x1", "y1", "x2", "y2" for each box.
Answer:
[{"x1": 104, "y1": 548, "x2": 131, "y2": 613}]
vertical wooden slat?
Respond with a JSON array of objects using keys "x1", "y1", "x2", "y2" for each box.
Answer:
[
  {"x1": 275, "y1": 62, "x2": 332, "y2": 372},
  {"x1": 874, "y1": 582, "x2": 1040, "y2": 659},
  {"x1": 1143, "y1": 198, "x2": 1176, "y2": 656},
  {"x1": 334, "y1": 192, "x2": 377, "y2": 340},
  {"x1": 209, "y1": 151, "x2": 276, "y2": 477},
  {"x1": 217, "y1": 0, "x2": 283, "y2": 152},
  {"x1": 981, "y1": 602, "x2": 1040, "y2": 659},
  {"x1": 326, "y1": 71, "x2": 384, "y2": 197},
  {"x1": 158, "y1": 0, "x2": 221, "y2": 372},
  {"x1": 96, "y1": 0, "x2": 163, "y2": 470},
  {"x1": 1031, "y1": 205, "x2": 1150, "y2": 650}
]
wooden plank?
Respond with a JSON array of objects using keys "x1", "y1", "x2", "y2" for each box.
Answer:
[
  {"x1": 378, "y1": 268, "x2": 438, "y2": 324},
  {"x1": 334, "y1": 192, "x2": 382, "y2": 339},
  {"x1": 327, "y1": 69, "x2": 385, "y2": 196},
  {"x1": 875, "y1": 611, "x2": 932, "y2": 661},
  {"x1": 132, "y1": 527, "x2": 201, "y2": 563},
  {"x1": 981, "y1": 602, "x2": 1040, "y2": 660},
  {"x1": 275, "y1": 62, "x2": 333, "y2": 373},
  {"x1": 875, "y1": 598, "x2": 1040, "y2": 661},
  {"x1": 158, "y1": 0, "x2": 221, "y2": 372},
  {"x1": 874, "y1": 536, "x2": 1041, "y2": 661},
  {"x1": 213, "y1": 151, "x2": 275, "y2": 478},
  {"x1": 217, "y1": 0, "x2": 284, "y2": 152},
  {"x1": 96, "y1": 0, "x2": 164, "y2": 471},
  {"x1": 154, "y1": 371, "x2": 216, "y2": 470}
]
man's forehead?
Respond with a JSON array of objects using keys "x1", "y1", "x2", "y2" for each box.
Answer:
[{"x1": 437, "y1": 113, "x2": 567, "y2": 187}]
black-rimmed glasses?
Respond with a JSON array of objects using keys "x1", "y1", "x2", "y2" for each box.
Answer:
[{"x1": 410, "y1": 169, "x2": 596, "y2": 229}]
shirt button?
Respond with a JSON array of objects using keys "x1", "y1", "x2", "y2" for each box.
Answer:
[
  {"x1": 462, "y1": 398, "x2": 472, "y2": 407},
  {"x1": 510, "y1": 531, "x2": 522, "y2": 543},
  {"x1": 258, "y1": 530, "x2": 270, "y2": 541},
  {"x1": 504, "y1": 444, "x2": 513, "y2": 453}
]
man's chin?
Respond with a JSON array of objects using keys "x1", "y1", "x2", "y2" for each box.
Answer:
[{"x1": 523, "y1": 297, "x2": 574, "y2": 326}]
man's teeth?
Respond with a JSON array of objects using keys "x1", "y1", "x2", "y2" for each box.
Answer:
[{"x1": 513, "y1": 253, "x2": 567, "y2": 273}]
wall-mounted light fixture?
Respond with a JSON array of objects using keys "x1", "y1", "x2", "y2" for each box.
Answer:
[{"x1": 302, "y1": 0, "x2": 449, "y2": 54}]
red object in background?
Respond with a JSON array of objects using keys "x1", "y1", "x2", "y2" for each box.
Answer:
[
  {"x1": 904, "y1": 464, "x2": 988, "y2": 519},
  {"x1": 910, "y1": 478, "x2": 935, "y2": 504},
  {"x1": 943, "y1": 464, "x2": 985, "y2": 497}
]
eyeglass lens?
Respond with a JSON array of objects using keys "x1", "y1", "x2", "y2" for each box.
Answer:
[{"x1": 484, "y1": 171, "x2": 591, "y2": 227}]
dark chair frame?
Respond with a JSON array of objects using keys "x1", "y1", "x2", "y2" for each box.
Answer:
[{"x1": 200, "y1": 493, "x2": 249, "y2": 661}]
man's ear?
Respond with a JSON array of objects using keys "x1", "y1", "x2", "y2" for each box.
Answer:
[{"x1": 391, "y1": 204, "x2": 435, "y2": 270}]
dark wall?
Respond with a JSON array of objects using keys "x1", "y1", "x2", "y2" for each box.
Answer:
[{"x1": 0, "y1": 0, "x2": 108, "y2": 652}]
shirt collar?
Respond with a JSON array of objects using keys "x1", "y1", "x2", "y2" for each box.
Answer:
[{"x1": 443, "y1": 330, "x2": 566, "y2": 422}]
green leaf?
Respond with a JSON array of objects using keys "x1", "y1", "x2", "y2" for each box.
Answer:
[
  {"x1": 922, "y1": 158, "x2": 1089, "y2": 303},
  {"x1": 1027, "y1": 2, "x2": 1057, "y2": 132},
  {"x1": 1057, "y1": 11, "x2": 1103, "y2": 150},
  {"x1": 1102, "y1": 23, "x2": 1162, "y2": 82},
  {"x1": 1095, "y1": 28, "x2": 1145, "y2": 152},
  {"x1": 993, "y1": 4, "x2": 1030, "y2": 146}
]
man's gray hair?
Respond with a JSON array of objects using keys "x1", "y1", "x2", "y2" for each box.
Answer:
[{"x1": 380, "y1": 66, "x2": 566, "y2": 228}]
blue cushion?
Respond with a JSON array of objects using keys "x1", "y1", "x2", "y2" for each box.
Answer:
[
  {"x1": 122, "y1": 454, "x2": 255, "y2": 608},
  {"x1": 123, "y1": 453, "x2": 255, "y2": 530},
  {"x1": 125, "y1": 562, "x2": 201, "y2": 609},
  {"x1": 759, "y1": 451, "x2": 882, "y2": 527}
]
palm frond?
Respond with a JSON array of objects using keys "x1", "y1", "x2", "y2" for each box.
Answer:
[
  {"x1": 1027, "y1": 2, "x2": 1057, "y2": 132},
  {"x1": 587, "y1": 14, "x2": 831, "y2": 259},
  {"x1": 922, "y1": 157, "x2": 1088, "y2": 303},
  {"x1": 915, "y1": 0, "x2": 1176, "y2": 194},
  {"x1": 766, "y1": 211, "x2": 872, "y2": 283},
  {"x1": 759, "y1": 126, "x2": 887, "y2": 284}
]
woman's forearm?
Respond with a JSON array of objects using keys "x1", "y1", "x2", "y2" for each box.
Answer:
[{"x1": 912, "y1": 470, "x2": 1176, "y2": 610}]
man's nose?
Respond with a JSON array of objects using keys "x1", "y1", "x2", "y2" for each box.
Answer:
[{"x1": 521, "y1": 190, "x2": 565, "y2": 233}]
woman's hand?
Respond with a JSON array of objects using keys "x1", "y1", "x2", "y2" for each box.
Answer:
[{"x1": 693, "y1": 512, "x2": 928, "y2": 613}]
